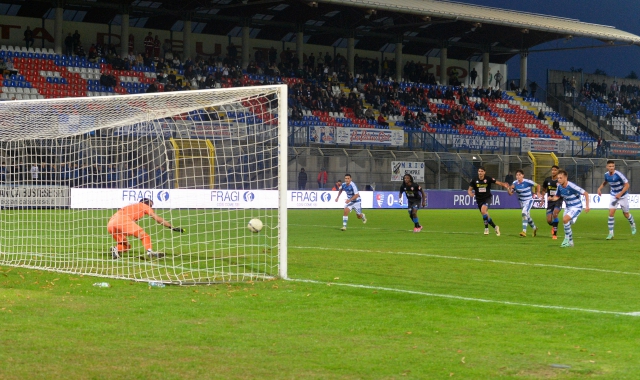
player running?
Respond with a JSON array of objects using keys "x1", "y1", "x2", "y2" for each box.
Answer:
[
  {"x1": 550, "y1": 169, "x2": 590, "y2": 248},
  {"x1": 467, "y1": 166, "x2": 510, "y2": 236},
  {"x1": 507, "y1": 169, "x2": 539, "y2": 237},
  {"x1": 398, "y1": 174, "x2": 427, "y2": 232},
  {"x1": 107, "y1": 198, "x2": 184, "y2": 259},
  {"x1": 335, "y1": 173, "x2": 367, "y2": 231},
  {"x1": 541, "y1": 165, "x2": 563, "y2": 240},
  {"x1": 596, "y1": 160, "x2": 636, "y2": 239}
]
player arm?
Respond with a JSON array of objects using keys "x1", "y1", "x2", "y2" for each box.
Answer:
[
  {"x1": 496, "y1": 180, "x2": 510, "y2": 190},
  {"x1": 421, "y1": 187, "x2": 427, "y2": 206},
  {"x1": 619, "y1": 182, "x2": 630, "y2": 198},
  {"x1": 583, "y1": 191, "x2": 590, "y2": 211},
  {"x1": 150, "y1": 212, "x2": 185, "y2": 232},
  {"x1": 349, "y1": 192, "x2": 361, "y2": 202},
  {"x1": 597, "y1": 181, "x2": 607, "y2": 196},
  {"x1": 467, "y1": 186, "x2": 474, "y2": 197},
  {"x1": 335, "y1": 188, "x2": 343, "y2": 201},
  {"x1": 534, "y1": 183, "x2": 541, "y2": 198}
]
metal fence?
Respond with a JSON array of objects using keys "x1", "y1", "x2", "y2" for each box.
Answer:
[{"x1": 288, "y1": 148, "x2": 640, "y2": 194}]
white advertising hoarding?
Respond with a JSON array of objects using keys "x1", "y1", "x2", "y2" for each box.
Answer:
[{"x1": 70, "y1": 189, "x2": 373, "y2": 209}]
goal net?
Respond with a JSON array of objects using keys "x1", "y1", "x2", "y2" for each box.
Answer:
[{"x1": 0, "y1": 84, "x2": 288, "y2": 284}]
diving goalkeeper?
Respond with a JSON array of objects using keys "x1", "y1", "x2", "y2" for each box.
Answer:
[{"x1": 108, "y1": 198, "x2": 184, "y2": 259}]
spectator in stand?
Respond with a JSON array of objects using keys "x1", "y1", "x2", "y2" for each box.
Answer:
[
  {"x1": 530, "y1": 81, "x2": 538, "y2": 98},
  {"x1": 553, "y1": 119, "x2": 561, "y2": 132},
  {"x1": 469, "y1": 68, "x2": 478, "y2": 85},
  {"x1": 297, "y1": 168, "x2": 307, "y2": 190},
  {"x1": 64, "y1": 33, "x2": 74, "y2": 56},
  {"x1": 153, "y1": 35, "x2": 161, "y2": 59},
  {"x1": 144, "y1": 32, "x2": 154, "y2": 57},
  {"x1": 494, "y1": 71, "x2": 503, "y2": 89},
  {"x1": 332, "y1": 180, "x2": 342, "y2": 191},
  {"x1": 163, "y1": 39, "x2": 173, "y2": 60},
  {"x1": 72, "y1": 30, "x2": 81, "y2": 52},
  {"x1": 377, "y1": 114, "x2": 389, "y2": 127},
  {"x1": 537, "y1": 109, "x2": 546, "y2": 120},
  {"x1": 24, "y1": 26, "x2": 34, "y2": 49},
  {"x1": 317, "y1": 167, "x2": 328, "y2": 189}
]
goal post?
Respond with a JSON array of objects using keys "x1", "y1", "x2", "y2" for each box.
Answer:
[{"x1": 0, "y1": 84, "x2": 288, "y2": 284}]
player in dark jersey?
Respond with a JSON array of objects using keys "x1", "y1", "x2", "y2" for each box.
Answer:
[
  {"x1": 541, "y1": 165, "x2": 563, "y2": 240},
  {"x1": 398, "y1": 174, "x2": 427, "y2": 233},
  {"x1": 467, "y1": 166, "x2": 510, "y2": 236}
]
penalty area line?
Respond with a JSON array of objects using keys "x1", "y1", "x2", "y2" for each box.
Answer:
[{"x1": 286, "y1": 278, "x2": 640, "y2": 317}]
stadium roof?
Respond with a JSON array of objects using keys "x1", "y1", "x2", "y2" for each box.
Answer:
[{"x1": 12, "y1": 0, "x2": 640, "y2": 63}]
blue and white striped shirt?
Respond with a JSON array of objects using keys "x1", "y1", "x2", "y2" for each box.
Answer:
[
  {"x1": 512, "y1": 179, "x2": 537, "y2": 202},
  {"x1": 604, "y1": 170, "x2": 629, "y2": 197},
  {"x1": 557, "y1": 181, "x2": 585, "y2": 209},
  {"x1": 341, "y1": 181, "x2": 361, "y2": 203}
]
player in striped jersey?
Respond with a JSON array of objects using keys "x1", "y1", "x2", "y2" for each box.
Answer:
[
  {"x1": 507, "y1": 169, "x2": 540, "y2": 237},
  {"x1": 335, "y1": 173, "x2": 367, "y2": 231},
  {"x1": 596, "y1": 160, "x2": 636, "y2": 240},
  {"x1": 550, "y1": 169, "x2": 590, "y2": 247}
]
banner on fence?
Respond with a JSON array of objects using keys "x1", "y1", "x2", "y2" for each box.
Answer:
[
  {"x1": 336, "y1": 128, "x2": 404, "y2": 146},
  {"x1": 391, "y1": 161, "x2": 425, "y2": 182},
  {"x1": 0, "y1": 186, "x2": 70, "y2": 208},
  {"x1": 608, "y1": 141, "x2": 640, "y2": 157},
  {"x1": 451, "y1": 136, "x2": 503, "y2": 150},
  {"x1": 309, "y1": 126, "x2": 336, "y2": 144},
  {"x1": 521, "y1": 137, "x2": 569, "y2": 154}
]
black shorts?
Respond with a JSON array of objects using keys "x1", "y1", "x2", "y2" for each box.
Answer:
[
  {"x1": 546, "y1": 199, "x2": 562, "y2": 213},
  {"x1": 476, "y1": 198, "x2": 491, "y2": 211},
  {"x1": 408, "y1": 199, "x2": 422, "y2": 210}
]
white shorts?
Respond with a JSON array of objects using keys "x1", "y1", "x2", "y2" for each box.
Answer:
[
  {"x1": 345, "y1": 201, "x2": 362, "y2": 215},
  {"x1": 520, "y1": 199, "x2": 534, "y2": 215},
  {"x1": 609, "y1": 195, "x2": 630, "y2": 213},
  {"x1": 564, "y1": 207, "x2": 582, "y2": 222}
]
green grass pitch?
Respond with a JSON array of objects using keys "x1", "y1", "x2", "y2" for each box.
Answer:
[{"x1": 2, "y1": 208, "x2": 640, "y2": 379}]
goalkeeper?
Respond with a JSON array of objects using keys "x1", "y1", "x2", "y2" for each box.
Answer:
[{"x1": 108, "y1": 198, "x2": 184, "y2": 259}]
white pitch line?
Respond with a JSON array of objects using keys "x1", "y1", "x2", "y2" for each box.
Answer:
[
  {"x1": 291, "y1": 246, "x2": 640, "y2": 277},
  {"x1": 287, "y1": 278, "x2": 640, "y2": 317}
]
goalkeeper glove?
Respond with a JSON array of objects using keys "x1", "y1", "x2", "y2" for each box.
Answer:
[{"x1": 172, "y1": 227, "x2": 185, "y2": 233}]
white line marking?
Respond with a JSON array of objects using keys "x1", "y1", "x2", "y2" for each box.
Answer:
[
  {"x1": 286, "y1": 278, "x2": 640, "y2": 317},
  {"x1": 291, "y1": 246, "x2": 640, "y2": 277}
]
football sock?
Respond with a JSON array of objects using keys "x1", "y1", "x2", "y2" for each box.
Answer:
[
  {"x1": 482, "y1": 214, "x2": 489, "y2": 227},
  {"x1": 522, "y1": 216, "x2": 527, "y2": 231},
  {"x1": 608, "y1": 216, "x2": 615, "y2": 233},
  {"x1": 628, "y1": 214, "x2": 635, "y2": 225},
  {"x1": 342, "y1": 216, "x2": 348, "y2": 227},
  {"x1": 487, "y1": 217, "x2": 496, "y2": 228},
  {"x1": 564, "y1": 222, "x2": 572, "y2": 240},
  {"x1": 528, "y1": 217, "x2": 536, "y2": 229},
  {"x1": 412, "y1": 217, "x2": 419, "y2": 227}
]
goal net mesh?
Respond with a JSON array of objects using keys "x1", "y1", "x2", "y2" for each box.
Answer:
[{"x1": 0, "y1": 85, "x2": 287, "y2": 284}]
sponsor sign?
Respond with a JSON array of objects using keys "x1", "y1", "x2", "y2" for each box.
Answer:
[
  {"x1": 391, "y1": 161, "x2": 425, "y2": 182},
  {"x1": 452, "y1": 136, "x2": 503, "y2": 150},
  {"x1": 608, "y1": 141, "x2": 640, "y2": 157},
  {"x1": 521, "y1": 138, "x2": 569, "y2": 154},
  {"x1": 70, "y1": 189, "x2": 372, "y2": 209},
  {"x1": 0, "y1": 186, "x2": 70, "y2": 208},
  {"x1": 374, "y1": 190, "x2": 521, "y2": 209},
  {"x1": 309, "y1": 126, "x2": 336, "y2": 144},
  {"x1": 336, "y1": 128, "x2": 404, "y2": 146}
]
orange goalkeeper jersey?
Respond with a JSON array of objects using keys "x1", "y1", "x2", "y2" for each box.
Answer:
[{"x1": 112, "y1": 203, "x2": 154, "y2": 222}]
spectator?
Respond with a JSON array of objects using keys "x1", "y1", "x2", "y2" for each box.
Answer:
[
  {"x1": 297, "y1": 168, "x2": 307, "y2": 190},
  {"x1": 153, "y1": 35, "x2": 161, "y2": 59},
  {"x1": 553, "y1": 119, "x2": 561, "y2": 132},
  {"x1": 331, "y1": 180, "x2": 342, "y2": 191},
  {"x1": 530, "y1": 81, "x2": 538, "y2": 98},
  {"x1": 317, "y1": 167, "x2": 328, "y2": 189},
  {"x1": 469, "y1": 67, "x2": 477, "y2": 85},
  {"x1": 494, "y1": 70, "x2": 503, "y2": 89},
  {"x1": 24, "y1": 26, "x2": 34, "y2": 49},
  {"x1": 163, "y1": 39, "x2": 173, "y2": 60},
  {"x1": 537, "y1": 109, "x2": 545, "y2": 120},
  {"x1": 144, "y1": 32, "x2": 154, "y2": 57},
  {"x1": 64, "y1": 33, "x2": 74, "y2": 56},
  {"x1": 72, "y1": 30, "x2": 81, "y2": 52},
  {"x1": 504, "y1": 172, "x2": 514, "y2": 185},
  {"x1": 377, "y1": 114, "x2": 389, "y2": 127}
]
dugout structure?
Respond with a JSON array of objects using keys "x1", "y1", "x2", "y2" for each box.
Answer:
[{"x1": 0, "y1": 85, "x2": 288, "y2": 284}]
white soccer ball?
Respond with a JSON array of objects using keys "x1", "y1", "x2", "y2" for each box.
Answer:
[{"x1": 247, "y1": 218, "x2": 263, "y2": 233}]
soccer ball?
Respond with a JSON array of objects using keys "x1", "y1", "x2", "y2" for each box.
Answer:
[{"x1": 247, "y1": 218, "x2": 263, "y2": 233}]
